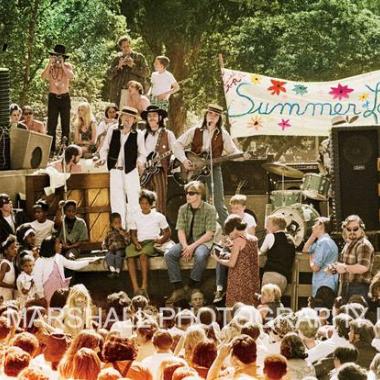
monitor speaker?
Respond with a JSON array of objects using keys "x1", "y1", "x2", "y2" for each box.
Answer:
[
  {"x1": 331, "y1": 125, "x2": 380, "y2": 230},
  {"x1": 10, "y1": 128, "x2": 52, "y2": 169}
]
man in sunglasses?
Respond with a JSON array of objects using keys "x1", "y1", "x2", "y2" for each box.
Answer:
[
  {"x1": 332, "y1": 214, "x2": 374, "y2": 302},
  {"x1": 21, "y1": 105, "x2": 45, "y2": 134},
  {"x1": 164, "y1": 180, "x2": 217, "y2": 304}
]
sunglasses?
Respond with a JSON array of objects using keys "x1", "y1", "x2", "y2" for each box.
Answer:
[
  {"x1": 186, "y1": 191, "x2": 199, "y2": 196},
  {"x1": 346, "y1": 226, "x2": 360, "y2": 232},
  {"x1": 24, "y1": 112, "x2": 33, "y2": 115}
]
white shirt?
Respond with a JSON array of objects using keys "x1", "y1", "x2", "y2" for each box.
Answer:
[
  {"x1": 111, "y1": 319, "x2": 133, "y2": 338},
  {"x1": 96, "y1": 119, "x2": 117, "y2": 140},
  {"x1": 99, "y1": 125, "x2": 146, "y2": 167},
  {"x1": 129, "y1": 210, "x2": 169, "y2": 242},
  {"x1": 4, "y1": 215, "x2": 14, "y2": 232},
  {"x1": 173, "y1": 126, "x2": 241, "y2": 163},
  {"x1": 30, "y1": 219, "x2": 55, "y2": 247},
  {"x1": 150, "y1": 70, "x2": 176, "y2": 97},
  {"x1": 144, "y1": 128, "x2": 176, "y2": 156},
  {"x1": 243, "y1": 212, "x2": 257, "y2": 229},
  {"x1": 260, "y1": 230, "x2": 287, "y2": 253},
  {"x1": 32, "y1": 254, "x2": 93, "y2": 298},
  {"x1": 372, "y1": 337, "x2": 380, "y2": 351},
  {"x1": 306, "y1": 330, "x2": 354, "y2": 364},
  {"x1": 17, "y1": 271, "x2": 37, "y2": 304},
  {"x1": 142, "y1": 353, "x2": 186, "y2": 380}
]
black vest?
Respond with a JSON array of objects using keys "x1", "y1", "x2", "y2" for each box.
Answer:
[
  {"x1": 107, "y1": 128, "x2": 138, "y2": 174},
  {"x1": 263, "y1": 231, "x2": 296, "y2": 282}
]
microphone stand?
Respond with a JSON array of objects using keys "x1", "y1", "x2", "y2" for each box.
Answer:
[
  {"x1": 208, "y1": 122, "x2": 215, "y2": 207},
  {"x1": 61, "y1": 137, "x2": 68, "y2": 245}
]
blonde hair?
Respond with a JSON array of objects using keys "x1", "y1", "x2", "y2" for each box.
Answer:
[
  {"x1": 296, "y1": 316, "x2": 320, "y2": 339},
  {"x1": 73, "y1": 101, "x2": 94, "y2": 131},
  {"x1": 183, "y1": 324, "x2": 207, "y2": 363},
  {"x1": 267, "y1": 214, "x2": 287, "y2": 230},
  {"x1": 184, "y1": 181, "x2": 205, "y2": 197},
  {"x1": 229, "y1": 194, "x2": 247, "y2": 207},
  {"x1": 261, "y1": 284, "x2": 282, "y2": 302}
]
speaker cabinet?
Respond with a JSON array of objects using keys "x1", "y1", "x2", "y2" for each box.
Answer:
[
  {"x1": 331, "y1": 125, "x2": 380, "y2": 230},
  {"x1": 10, "y1": 128, "x2": 52, "y2": 169}
]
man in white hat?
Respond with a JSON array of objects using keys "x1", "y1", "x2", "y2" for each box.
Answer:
[{"x1": 97, "y1": 106, "x2": 146, "y2": 228}]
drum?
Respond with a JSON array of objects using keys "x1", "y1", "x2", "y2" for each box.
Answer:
[
  {"x1": 270, "y1": 203, "x2": 320, "y2": 247},
  {"x1": 301, "y1": 173, "x2": 330, "y2": 201},
  {"x1": 270, "y1": 190, "x2": 303, "y2": 209}
]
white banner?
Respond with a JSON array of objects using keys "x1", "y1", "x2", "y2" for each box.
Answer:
[{"x1": 222, "y1": 68, "x2": 380, "y2": 138}]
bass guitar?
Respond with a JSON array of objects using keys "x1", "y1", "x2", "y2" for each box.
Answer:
[
  {"x1": 140, "y1": 150, "x2": 172, "y2": 186},
  {"x1": 170, "y1": 150, "x2": 256, "y2": 185}
]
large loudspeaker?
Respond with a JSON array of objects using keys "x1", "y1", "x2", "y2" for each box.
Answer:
[
  {"x1": 10, "y1": 128, "x2": 52, "y2": 169},
  {"x1": 331, "y1": 125, "x2": 380, "y2": 230}
]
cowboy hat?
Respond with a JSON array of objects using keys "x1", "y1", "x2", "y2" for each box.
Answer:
[
  {"x1": 118, "y1": 106, "x2": 139, "y2": 118},
  {"x1": 141, "y1": 105, "x2": 168, "y2": 120},
  {"x1": 49, "y1": 44, "x2": 69, "y2": 58}
]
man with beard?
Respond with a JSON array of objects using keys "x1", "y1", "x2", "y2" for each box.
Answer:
[{"x1": 332, "y1": 215, "x2": 374, "y2": 302}]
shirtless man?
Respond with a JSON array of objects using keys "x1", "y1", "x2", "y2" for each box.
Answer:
[{"x1": 41, "y1": 44, "x2": 74, "y2": 154}]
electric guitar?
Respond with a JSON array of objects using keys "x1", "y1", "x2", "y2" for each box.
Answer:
[
  {"x1": 170, "y1": 150, "x2": 256, "y2": 185},
  {"x1": 140, "y1": 150, "x2": 172, "y2": 186}
]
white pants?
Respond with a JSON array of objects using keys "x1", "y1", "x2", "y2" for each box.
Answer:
[{"x1": 110, "y1": 168, "x2": 141, "y2": 229}]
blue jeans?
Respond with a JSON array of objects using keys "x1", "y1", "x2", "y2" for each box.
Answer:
[
  {"x1": 205, "y1": 165, "x2": 228, "y2": 225},
  {"x1": 341, "y1": 282, "x2": 369, "y2": 302},
  {"x1": 164, "y1": 243, "x2": 210, "y2": 284},
  {"x1": 105, "y1": 249, "x2": 125, "y2": 271}
]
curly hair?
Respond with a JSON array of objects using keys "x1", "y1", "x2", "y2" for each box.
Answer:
[
  {"x1": 280, "y1": 333, "x2": 308, "y2": 360},
  {"x1": 102, "y1": 336, "x2": 137, "y2": 362}
]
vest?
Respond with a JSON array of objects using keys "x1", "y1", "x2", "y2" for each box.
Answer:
[
  {"x1": 107, "y1": 128, "x2": 138, "y2": 174},
  {"x1": 157, "y1": 129, "x2": 170, "y2": 173},
  {"x1": 263, "y1": 232, "x2": 296, "y2": 282},
  {"x1": 191, "y1": 127, "x2": 224, "y2": 158}
]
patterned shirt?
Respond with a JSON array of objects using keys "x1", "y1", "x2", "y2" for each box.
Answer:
[
  {"x1": 341, "y1": 237, "x2": 374, "y2": 284},
  {"x1": 176, "y1": 201, "x2": 217, "y2": 248}
]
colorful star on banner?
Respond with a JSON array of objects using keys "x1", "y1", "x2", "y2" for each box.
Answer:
[
  {"x1": 247, "y1": 116, "x2": 263, "y2": 130},
  {"x1": 268, "y1": 79, "x2": 287, "y2": 95},
  {"x1": 292, "y1": 84, "x2": 308, "y2": 95},
  {"x1": 250, "y1": 74, "x2": 262, "y2": 85},
  {"x1": 329, "y1": 83, "x2": 354, "y2": 100},
  {"x1": 278, "y1": 119, "x2": 291, "y2": 131},
  {"x1": 358, "y1": 93, "x2": 369, "y2": 101}
]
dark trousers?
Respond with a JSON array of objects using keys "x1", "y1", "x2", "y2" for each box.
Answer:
[
  {"x1": 47, "y1": 92, "x2": 71, "y2": 153},
  {"x1": 341, "y1": 282, "x2": 369, "y2": 303}
]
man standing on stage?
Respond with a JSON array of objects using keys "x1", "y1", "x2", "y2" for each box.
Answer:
[
  {"x1": 41, "y1": 44, "x2": 74, "y2": 154},
  {"x1": 173, "y1": 104, "x2": 241, "y2": 227},
  {"x1": 107, "y1": 35, "x2": 149, "y2": 107},
  {"x1": 141, "y1": 105, "x2": 176, "y2": 213},
  {"x1": 97, "y1": 106, "x2": 146, "y2": 229},
  {"x1": 333, "y1": 214, "x2": 374, "y2": 302}
]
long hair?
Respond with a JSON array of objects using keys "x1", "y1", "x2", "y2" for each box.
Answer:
[
  {"x1": 72, "y1": 348, "x2": 101, "y2": 380},
  {"x1": 201, "y1": 110, "x2": 222, "y2": 130},
  {"x1": 73, "y1": 101, "x2": 94, "y2": 130}
]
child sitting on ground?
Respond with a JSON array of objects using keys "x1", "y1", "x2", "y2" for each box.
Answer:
[
  {"x1": 16, "y1": 255, "x2": 37, "y2": 308},
  {"x1": 103, "y1": 213, "x2": 129, "y2": 278},
  {"x1": 126, "y1": 190, "x2": 171, "y2": 297},
  {"x1": 149, "y1": 55, "x2": 179, "y2": 111}
]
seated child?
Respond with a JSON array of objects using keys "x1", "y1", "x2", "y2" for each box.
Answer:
[
  {"x1": 16, "y1": 224, "x2": 38, "y2": 260},
  {"x1": 16, "y1": 255, "x2": 37, "y2": 308},
  {"x1": 258, "y1": 283, "x2": 284, "y2": 324},
  {"x1": 30, "y1": 200, "x2": 56, "y2": 247},
  {"x1": 229, "y1": 194, "x2": 257, "y2": 235},
  {"x1": 0, "y1": 235, "x2": 17, "y2": 302},
  {"x1": 103, "y1": 212, "x2": 130, "y2": 278},
  {"x1": 149, "y1": 55, "x2": 179, "y2": 111},
  {"x1": 126, "y1": 190, "x2": 171, "y2": 297},
  {"x1": 58, "y1": 200, "x2": 88, "y2": 259},
  {"x1": 260, "y1": 214, "x2": 296, "y2": 294}
]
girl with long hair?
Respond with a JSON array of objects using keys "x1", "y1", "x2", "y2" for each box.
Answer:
[{"x1": 73, "y1": 101, "x2": 97, "y2": 154}]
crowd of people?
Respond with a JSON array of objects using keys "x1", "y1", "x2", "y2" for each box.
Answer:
[{"x1": 1, "y1": 35, "x2": 380, "y2": 379}]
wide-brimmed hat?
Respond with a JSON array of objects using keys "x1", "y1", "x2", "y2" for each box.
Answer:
[
  {"x1": 141, "y1": 105, "x2": 168, "y2": 120},
  {"x1": 118, "y1": 106, "x2": 139, "y2": 118},
  {"x1": 207, "y1": 103, "x2": 224, "y2": 114},
  {"x1": 49, "y1": 44, "x2": 69, "y2": 58}
]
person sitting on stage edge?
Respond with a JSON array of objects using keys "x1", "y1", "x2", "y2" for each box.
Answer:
[
  {"x1": 213, "y1": 193, "x2": 257, "y2": 304},
  {"x1": 303, "y1": 216, "x2": 339, "y2": 298},
  {"x1": 120, "y1": 80, "x2": 150, "y2": 115},
  {"x1": 103, "y1": 212, "x2": 129, "y2": 279},
  {"x1": 9, "y1": 103, "x2": 26, "y2": 130},
  {"x1": 57, "y1": 200, "x2": 88, "y2": 259},
  {"x1": 41, "y1": 44, "x2": 74, "y2": 154},
  {"x1": 97, "y1": 106, "x2": 146, "y2": 229},
  {"x1": 260, "y1": 214, "x2": 296, "y2": 294},
  {"x1": 49, "y1": 144, "x2": 83, "y2": 173},
  {"x1": 164, "y1": 181, "x2": 217, "y2": 304},
  {"x1": 73, "y1": 101, "x2": 97, "y2": 155},
  {"x1": 173, "y1": 103, "x2": 241, "y2": 227},
  {"x1": 21, "y1": 106, "x2": 45, "y2": 134},
  {"x1": 126, "y1": 189, "x2": 171, "y2": 298},
  {"x1": 141, "y1": 105, "x2": 176, "y2": 214},
  {"x1": 96, "y1": 103, "x2": 119, "y2": 152},
  {"x1": 331, "y1": 214, "x2": 374, "y2": 302}
]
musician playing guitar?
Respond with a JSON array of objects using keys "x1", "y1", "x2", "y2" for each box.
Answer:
[
  {"x1": 173, "y1": 103, "x2": 241, "y2": 225},
  {"x1": 141, "y1": 105, "x2": 176, "y2": 213}
]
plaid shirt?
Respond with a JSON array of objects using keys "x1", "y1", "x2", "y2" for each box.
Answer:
[
  {"x1": 341, "y1": 237, "x2": 374, "y2": 284},
  {"x1": 104, "y1": 227, "x2": 129, "y2": 252},
  {"x1": 176, "y1": 201, "x2": 217, "y2": 248}
]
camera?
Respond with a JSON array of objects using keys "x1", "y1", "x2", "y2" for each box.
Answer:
[
  {"x1": 54, "y1": 55, "x2": 63, "y2": 65},
  {"x1": 213, "y1": 243, "x2": 224, "y2": 258}
]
